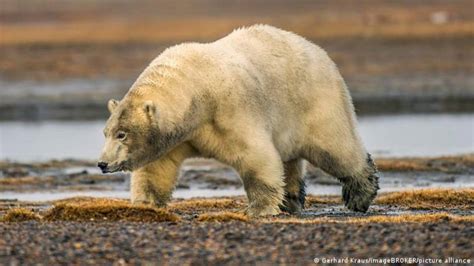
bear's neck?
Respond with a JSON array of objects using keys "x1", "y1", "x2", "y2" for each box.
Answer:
[{"x1": 129, "y1": 77, "x2": 210, "y2": 136}]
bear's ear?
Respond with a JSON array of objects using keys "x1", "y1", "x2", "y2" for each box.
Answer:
[
  {"x1": 107, "y1": 99, "x2": 119, "y2": 113},
  {"x1": 144, "y1": 100, "x2": 159, "y2": 120}
]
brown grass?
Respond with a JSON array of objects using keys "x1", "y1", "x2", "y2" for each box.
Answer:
[
  {"x1": 1, "y1": 0, "x2": 473, "y2": 84},
  {"x1": 43, "y1": 198, "x2": 180, "y2": 222},
  {"x1": 375, "y1": 188, "x2": 474, "y2": 209},
  {"x1": 2, "y1": 19, "x2": 473, "y2": 45},
  {"x1": 197, "y1": 211, "x2": 249, "y2": 222},
  {"x1": 376, "y1": 154, "x2": 474, "y2": 173},
  {"x1": 2, "y1": 193, "x2": 474, "y2": 224},
  {"x1": 1, "y1": 208, "x2": 42, "y2": 222},
  {"x1": 3, "y1": 187, "x2": 474, "y2": 223},
  {"x1": 169, "y1": 198, "x2": 243, "y2": 212},
  {"x1": 305, "y1": 195, "x2": 341, "y2": 206},
  {"x1": 53, "y1": 196, "x2": 105, "y2": 204},
  {"x1": 1, "y1": 0, "x2": 473, "y2": 45}
]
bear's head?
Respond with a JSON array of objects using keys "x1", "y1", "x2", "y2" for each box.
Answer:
[{"x1": 97, "y1": 98, "x2": 165, "y2": 173}]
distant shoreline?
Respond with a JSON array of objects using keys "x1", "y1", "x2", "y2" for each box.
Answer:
[{"x1": 1, "y1": 93, "x2": 473, "y2": 121}]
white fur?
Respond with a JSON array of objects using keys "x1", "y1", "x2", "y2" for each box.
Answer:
[{"x1": 109, "y1": 25, "x2": 373, "y2": 216}]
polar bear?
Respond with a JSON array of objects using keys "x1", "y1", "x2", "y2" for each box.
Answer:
[{"x1": 98, "y1": 24, "x2": 379, "y2": 217}]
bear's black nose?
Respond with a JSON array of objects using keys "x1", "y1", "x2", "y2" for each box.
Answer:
[{"x1": 97, "y1": 161, "x2": 108, "y2": 171}]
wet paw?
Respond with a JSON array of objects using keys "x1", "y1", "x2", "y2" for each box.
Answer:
[
  {"x1": 279, "y1": 195, "x2": 304, "y2": 214},
  {"x1": 342, "y1": 173, "x2": 379, "y2": 213},
  {"x1": 280, "y1": 178, "x2": 306, "y2": 214}
]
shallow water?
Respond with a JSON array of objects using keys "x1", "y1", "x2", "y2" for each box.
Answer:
[
  {"x1": 2, "y1": 179, "x2": 472, "y2": 202},
  {"x1": 357, "y1": 113, "x2": 473, "y2": 157},
  {"x1": 1, "y1": 113, "x2": 472, "y2": 161}
]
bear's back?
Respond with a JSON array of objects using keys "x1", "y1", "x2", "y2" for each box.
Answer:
[{"x1": 223, "y1": 24, "x2": 308, "y2": 48}]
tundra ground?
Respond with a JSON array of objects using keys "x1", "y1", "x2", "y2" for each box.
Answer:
[
  {"x1": 1, "y1": 155, "x2": 473, "y2": 264},
  {"x1": 1, "y1": 189, "x2": 473, "y2": 265}
]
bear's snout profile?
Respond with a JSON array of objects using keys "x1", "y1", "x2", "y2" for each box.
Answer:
[{"x1": 97, "y1": 161, "x2": 108, "y2": 173}]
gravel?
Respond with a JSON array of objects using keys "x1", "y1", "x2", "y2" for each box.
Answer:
[{"x1": 1, "y1": 221, "x2": 473, "y2": 265}]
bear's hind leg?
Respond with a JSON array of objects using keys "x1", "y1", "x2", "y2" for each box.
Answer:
[
  {"x1": 198, "y1": 125, "x2": 285, "y2": 217},
  {"x1": 279, "y1": 159, "x2": 306, "y2": 214},
  {"x1": 304, "y1": 147, "x2": 379, "y2": 212}
]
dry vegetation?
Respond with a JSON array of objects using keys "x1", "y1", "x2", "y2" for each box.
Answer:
[
  {"x1": 305, "y1": 195, "x2": 341, "y2": 205},
  {"x1": 43, "y1": 198, "x2": 180, "y2": 222},
  {"x1": 375, "y1": 188, "x2": 474, "y2": 209},
  {"x1": 1, "y1": 15, "x2": 472, "y2": 45},
  {"x1": 376, "y1": 154, "x2": 474, "y2": 173},
  {"x1": 197, "y1": 211, "x2": 249, "y2": 222},
  {"x1": 3, "y1": 204, "x2": 472, "y2": 224},
  {"x1": 1, "y1": 188, "x2": 473, "y2": 223},
  {"x1": 0, "y1": 0, "x2": 472, "y2": 86},
  {"x1": 170, "y1": 198, "x2": 244, "y2": 213},
  {"x1": 1, "y1": 0, "x2": 473, "y2": 45},
  {"x1": 0, "y1": 208, "x2": 41, "y2": 222}
]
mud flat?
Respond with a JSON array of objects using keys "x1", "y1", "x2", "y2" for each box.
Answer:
[{"x1": 0, "y1": 155, "x2": 473, "y2": 199}]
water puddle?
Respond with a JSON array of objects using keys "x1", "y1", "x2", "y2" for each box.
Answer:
[{"x1": 1, "y1": 179, "x2": 472, "y2": 202}]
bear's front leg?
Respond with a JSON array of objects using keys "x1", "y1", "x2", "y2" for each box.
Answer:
[
  {"x1": 241, "y1": 170, "x2": 285, "y2": 217},
  {"x1": 130, "y1": 143, "x2": 197, "y2": 207},
  {"x1": 131, "y1": 164, "x2": 175, "y2": 207}
]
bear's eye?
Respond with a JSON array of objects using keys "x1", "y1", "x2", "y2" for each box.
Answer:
[{"x1": 116, "y1": 132, "x2": 127, "y2": 140}]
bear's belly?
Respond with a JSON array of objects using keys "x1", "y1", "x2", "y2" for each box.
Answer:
[
  {"x1": 190, "y1": 121, "x2": 303, "y2": 163},
  {"x1": 272, "y1": 125, "x2": 305, "y2": 161}
]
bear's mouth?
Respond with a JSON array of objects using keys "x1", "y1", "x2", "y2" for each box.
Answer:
[{"x1": 101, "y1": 161, "x2": 130, "y2": 173}]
